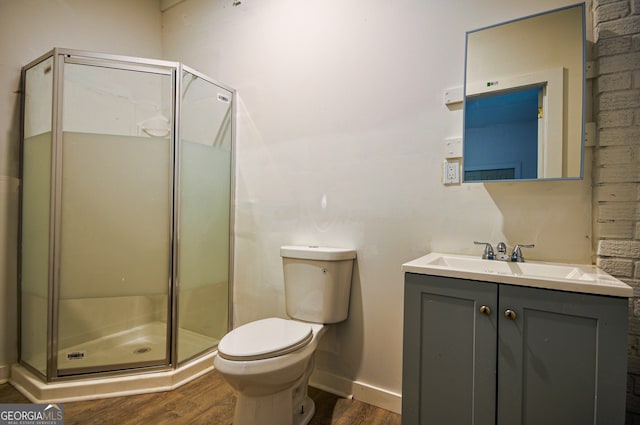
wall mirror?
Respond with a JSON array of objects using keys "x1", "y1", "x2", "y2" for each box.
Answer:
[{"x1": 463, "y1": 3, "x2": 585, "y2": 182}]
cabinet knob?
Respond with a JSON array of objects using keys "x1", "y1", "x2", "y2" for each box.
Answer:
[
  {"x1": 504, "y1": 309, "x2": 517, "y2": 320},
  {"x1": 479, "y1": 305, "x2": 491, "y2": 316}
]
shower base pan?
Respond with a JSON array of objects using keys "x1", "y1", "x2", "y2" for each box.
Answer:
[
  {"x1": 55, "y1": 321, "x2": 217, "y2": 370},
  {"x1": 10, "y1": 322, "x2": 219, "y2": 403}
]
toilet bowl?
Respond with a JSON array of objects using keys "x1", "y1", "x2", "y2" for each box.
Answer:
[
  {"x1": 214, "y1": 246, "x2": 356, "y2": 425},
  {"x1": 214, "y1": 318, "x2": 325, "y2": 425}
]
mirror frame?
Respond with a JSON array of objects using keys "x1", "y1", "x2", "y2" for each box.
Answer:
[{"x1": 462, "y1": 3, "x2": 586, "y2": 183}]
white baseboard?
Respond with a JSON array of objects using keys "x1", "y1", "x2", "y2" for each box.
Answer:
[
  {"x1": 309, "y1": 369, "x2": 402, "y2": 414},
  {"x1": 352, "y1": 380, "x2": 401, "y2": 414},
  {"x1": 309, "y1": 369, "x2": 353, "y2": 399},
  {"x1": 0, "y1": 364, "x2": 10, "y2": 384}
]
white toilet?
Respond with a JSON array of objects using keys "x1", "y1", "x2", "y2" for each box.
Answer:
[{"x1": 214, "y1": 245, "x2": 357, "y2": 425}]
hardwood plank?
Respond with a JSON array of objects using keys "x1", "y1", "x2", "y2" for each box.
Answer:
[
  {"x1": 0, "y1": 383, "x2": 30, "y2": 403},
  {"x1": 0, "y1": 370, "x2": 401, "y2": 425}
]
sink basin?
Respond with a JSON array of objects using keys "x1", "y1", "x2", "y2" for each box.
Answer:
[
  {"x1": 403, "y1": 252, "x2": 632, "y2": 297},
  {"x1": 426, "y1": 254, "x2": 588, "y2": 280}
]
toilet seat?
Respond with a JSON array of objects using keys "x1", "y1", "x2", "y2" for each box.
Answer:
[{"x1": 218, "y1": 318, "x2": 313, "y2": 361}]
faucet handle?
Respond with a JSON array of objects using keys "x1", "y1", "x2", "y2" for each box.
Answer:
[
  {"x1": 474, "y1": 241, "x2": 495, "y2": 260},
  {"x1": 511, "y1": 244, "x2": 535, "y2": 262}
]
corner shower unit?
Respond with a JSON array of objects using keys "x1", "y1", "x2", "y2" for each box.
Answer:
[{"x1": 16, "y1": 49, "x2": 233, "y2": 392}]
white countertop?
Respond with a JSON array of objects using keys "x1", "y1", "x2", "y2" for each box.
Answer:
[{"x1": 402, "y1": 252, "x2": 633, "y2": 297}]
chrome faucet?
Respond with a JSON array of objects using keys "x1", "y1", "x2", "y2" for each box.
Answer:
[
  {"x1": 473, "y1": 241, "x2": 495, "y2": 260},
  {"x1": 496, "y1": 242, "x2": 508, "y2": 260},
  {"x1": 510, "y1": 244, "x2": 535, "y2": 262},
  {"x1": 474, "y1": 241, "x2": 535, "y2": 262}
]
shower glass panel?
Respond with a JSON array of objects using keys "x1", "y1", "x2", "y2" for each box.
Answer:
[
  {"x1": 20, "y1": 57, "x2": 54, "y2": 375},
  {"x1": 57, "y1": 62, "x2": 173, "y2": 374},
  {"x1": 177, "y1": 70, "x2": 231, "y2": 363}
]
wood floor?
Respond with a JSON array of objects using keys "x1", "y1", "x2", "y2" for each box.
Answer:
[{"x1": 0, "y1": 369, "x2": 401, "y2": 425}]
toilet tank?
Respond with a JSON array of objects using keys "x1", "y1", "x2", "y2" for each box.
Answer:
[{"x1": 280, "y1": 246, "x2": 357, "y2": 324}]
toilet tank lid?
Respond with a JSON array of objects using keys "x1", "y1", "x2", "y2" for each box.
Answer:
[{"x1": 280, "y1": 245, "x2": 357, "y2": 261}]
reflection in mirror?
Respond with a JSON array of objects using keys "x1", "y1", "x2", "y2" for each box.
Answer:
[{"x1": 463, "y1": 3, "x2": 585, "y2": 182}]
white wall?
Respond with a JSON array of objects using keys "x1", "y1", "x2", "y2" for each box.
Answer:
[
  {"x1": 162, "y1": 0, "x2": 593, "y2": 412},
  {"x1": 0, "y1": 0, "x2": 163, "y2": 381}
]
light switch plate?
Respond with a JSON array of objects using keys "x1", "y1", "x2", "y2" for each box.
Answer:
[
  {"x1": 443, "y1": 87, "x2": 463, "y2": 105},
  {"x1": 444, "y1": 137, "x2": 462, "y2": 158}
]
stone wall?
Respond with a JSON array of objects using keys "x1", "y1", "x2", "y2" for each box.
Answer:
[{"x1": 592, "y1": 0, "x2": 640, "y2": 422}]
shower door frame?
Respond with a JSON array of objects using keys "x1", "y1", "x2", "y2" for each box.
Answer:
[
  {"x1": 173, "y1": 63, "x2": 236, "y2": 367},
  {"x1": 18, "y1": 48, "x2": 235, "y2": 382}
]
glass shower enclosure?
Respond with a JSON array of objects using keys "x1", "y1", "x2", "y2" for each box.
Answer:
[{"x1": 19, "y1": 48, "x2": 233, "y2": 380}]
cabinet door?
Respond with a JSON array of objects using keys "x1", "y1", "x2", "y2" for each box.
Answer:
[
  {"x1": 402, "y1": 273, "x2": 497, "y2": 425},
  {"x1": 497, "y1": 285, "x2": 628, "y2": 425}
]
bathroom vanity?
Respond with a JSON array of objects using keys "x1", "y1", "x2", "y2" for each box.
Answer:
[{"x1": 401, "y1": 252, "x2": 632, "y2": 425}]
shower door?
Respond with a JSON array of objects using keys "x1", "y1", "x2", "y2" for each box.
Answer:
[
  {"x1": 176, "y1": 68, "x2": 232, "y2": 363},
  {"x1": 55, "y1": 58, "x2": 174, "y2": 375}
]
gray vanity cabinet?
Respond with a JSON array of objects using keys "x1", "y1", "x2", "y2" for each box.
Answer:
[
  {"x1": 401, "y1": 273, "x2": 497, "y2": 425},
  {"x1": 402, "y1": 272, "x2": 628, "y2": 425}
]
